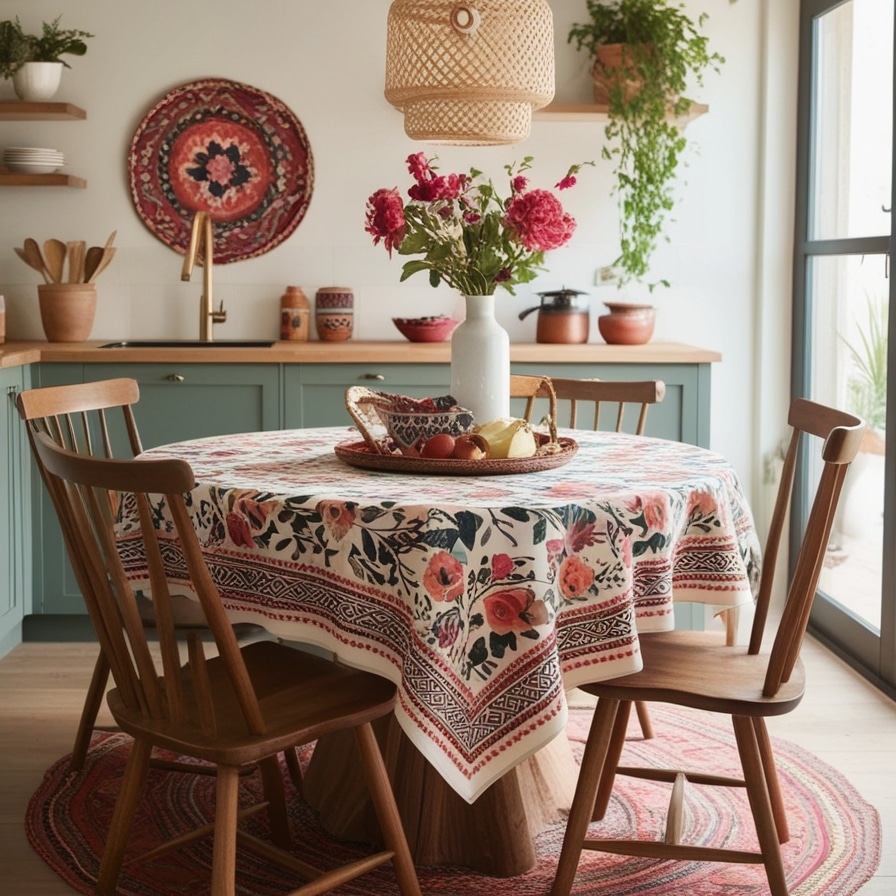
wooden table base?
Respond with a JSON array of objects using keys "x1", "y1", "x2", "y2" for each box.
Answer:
[{"x1": 302, "y1": 715, "x2": 577, "y2": 877}]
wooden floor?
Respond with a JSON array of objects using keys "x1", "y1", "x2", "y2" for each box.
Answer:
[{"x1": 1, "y1": 637, "x2": 893, "y2": 894}]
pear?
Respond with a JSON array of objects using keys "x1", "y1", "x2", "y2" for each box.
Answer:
[{"x1": 474, "y1": 417, "x2": 538, "y2": 459}]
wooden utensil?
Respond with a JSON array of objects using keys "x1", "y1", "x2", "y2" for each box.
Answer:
[
  {"x1": 16, "y1": 246, "x2": 47, "y2": 282},
  {"x1": 83, "y1": 246, "x2": 103, "y2": 282},
  {"x1": 23, "y1": 238, "x2": 52, "y2": 283},
  {"x1": 43, "y1": 239, "x2": 66, "y2": 283},
  {"x1": 86, "y1": 246, "x2": 116, "y2": 284},
  {"x1": 67, "y1": 241, "x2": 86, "y2": 283}
]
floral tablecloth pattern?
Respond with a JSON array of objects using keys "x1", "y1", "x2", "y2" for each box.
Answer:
[{"x1": 122, "y1": 427, "x2": 760, "y2": 802}]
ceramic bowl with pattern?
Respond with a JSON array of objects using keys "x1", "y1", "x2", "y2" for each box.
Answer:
[
  {"x1": 375, "y1": 394, "x2": 474, "y2": 452},
  {"x1": 392, "y1": 315, "x2": 459, "y2": 343}
]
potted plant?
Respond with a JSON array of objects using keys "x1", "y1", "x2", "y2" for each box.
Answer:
[
  {"x1": 568, "y1": 0, "x2": 726, "y2": 290},
  {"x1": 0, "y1": 16, "x2": 93, "y2": 100}
]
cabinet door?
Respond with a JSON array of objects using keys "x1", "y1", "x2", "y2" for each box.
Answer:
[
  {"x1": 0, "y1": 367, "x2": 28, "y2": 657},
  {"x1": 285, "y1": 363, "x2": 451, "y2": 429},
  {"x1": 30, "y1": 363, "x2": 281, "y2": 615},
  {"x1": 83, "y1": 362, "x2": 281, "y2": 449}
]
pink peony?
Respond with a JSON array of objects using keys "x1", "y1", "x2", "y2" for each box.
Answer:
[
  {"x1": 504, "y1": 189, "x2": 576, "y2": 252},
  {"x1": 364, "y1": 187, "x2": 406, "y2": 256}
]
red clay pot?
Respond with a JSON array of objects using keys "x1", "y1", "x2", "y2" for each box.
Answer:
[{"x1": 597, "y1": 302, "x2": 655, "y2": 345}]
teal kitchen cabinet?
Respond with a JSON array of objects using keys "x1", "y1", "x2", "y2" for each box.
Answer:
[
  {"x1": 288, "y1": 360, "x2": 711, "y2": 448},
  {"x1": 0, "y1": 366, "x2": 30, "y2": 656},
  {"x1": 28, "y1": 363, "x2": 280, "y2": 619}
]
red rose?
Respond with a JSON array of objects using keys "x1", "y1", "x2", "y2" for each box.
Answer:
[
  {"x1": 484, "y1": 587, "x2": 548, "y2": 634},
  {"x1": 226, "y1": 511, "x2": 254, "y2": 548},
  {"x1": 558, "y1": 555, "x2": 594, "y2": 599}
]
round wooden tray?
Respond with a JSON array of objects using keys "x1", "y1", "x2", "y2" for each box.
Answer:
[{"x1": 334, "y1": 435, "x2": 578, "y2": 476}]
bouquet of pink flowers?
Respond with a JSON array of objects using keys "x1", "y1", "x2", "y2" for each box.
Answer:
[{"x1": 365, "y1": 153, "x2": 590, "y2": 296}]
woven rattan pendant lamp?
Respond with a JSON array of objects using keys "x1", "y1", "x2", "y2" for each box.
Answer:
[{"x1": 384, "y1": 0, "x2": 555, "y2": 145}]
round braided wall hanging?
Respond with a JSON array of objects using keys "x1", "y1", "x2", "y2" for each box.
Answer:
[{"x1": 128, "y1": 78, "x2": 314, "y2": 263}]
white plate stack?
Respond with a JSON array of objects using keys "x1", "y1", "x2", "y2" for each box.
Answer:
[{"x1": 3, "y1": 146, "x2": 66, "y2": 174}]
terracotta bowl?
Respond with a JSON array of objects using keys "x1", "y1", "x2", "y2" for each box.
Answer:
[
  {"x1": 597, "y1": 302, "x2": 655, "y2": 345},
  {"x1": 392, "y1": 316, "x2": 459, "y2": 343}
]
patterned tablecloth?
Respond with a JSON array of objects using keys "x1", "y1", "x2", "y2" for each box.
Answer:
[{"x1": 124, "y1": 427, "x2": 760, "y2": 802}]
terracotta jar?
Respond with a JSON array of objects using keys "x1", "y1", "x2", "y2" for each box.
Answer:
[
  {"x1": 280, "y1": 286, "x2": 310, "y2": 341},
  {"x1": 597, "y1": 302, "x2": 655, "y2": 345},
  {"x1": 315, "y1": 287, "x2": 354, "y2": 341}
]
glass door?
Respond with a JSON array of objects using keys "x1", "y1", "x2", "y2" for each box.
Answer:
[{"x1": 794, "y1": 0, "x2": 896, "y2": 693}]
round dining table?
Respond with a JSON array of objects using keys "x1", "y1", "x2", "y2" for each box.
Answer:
[{"x1": 124, "y1": 425, "x2": 761, "y2": 874}]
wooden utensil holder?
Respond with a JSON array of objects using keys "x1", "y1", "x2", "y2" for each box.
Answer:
[{"x1": 38, "y1": 283, "x2": 97, "y2": 342}]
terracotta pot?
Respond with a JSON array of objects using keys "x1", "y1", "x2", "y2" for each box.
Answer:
[
  {"x1": 38, "y1": 284, "x2": 97, "y2": 342},
  {"x1": 597, "y1": 302, "x2": 655, "y2": 345},
  {"x1": 592, "y1": 44, "x2": 645, "y2": 105}
]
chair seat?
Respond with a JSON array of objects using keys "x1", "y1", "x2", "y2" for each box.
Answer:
[
  {"x1": 108, "y1": 641, "x2": 398, "y2": 766},
  {"x1": 580, "y1": 630, "x2": 806, "y2": 718}
]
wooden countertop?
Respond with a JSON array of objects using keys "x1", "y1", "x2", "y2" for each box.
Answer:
[{"x1": 0, "y1": 340, "x2": 721, "y2": 368}]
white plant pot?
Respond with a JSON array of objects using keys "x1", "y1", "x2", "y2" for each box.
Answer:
[{"x1": 12, "y1": 62, "x2": 63, "y2": 101}]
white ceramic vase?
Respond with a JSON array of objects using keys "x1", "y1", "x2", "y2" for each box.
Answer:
[
  {"x1": 12, "y1": 62, "x2": 63, "y2": 101},
  {"x1": 450, "y1": 294, "x2": 510, "y2": 424}
]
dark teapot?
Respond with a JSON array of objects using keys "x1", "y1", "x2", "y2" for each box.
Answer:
[{"x1": 518, "y1": 288, "x2": 590, "y2": 344}]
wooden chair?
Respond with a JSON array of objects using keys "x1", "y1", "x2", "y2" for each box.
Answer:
[
  {"x1": 510, "y1": 375, "x2": 666, "y2": 739},
  {"x1": 510, "y1": 375, "x2": 666, "y2": 435},
  {"x1": 16, "y1": 378, "x2": 264, "y2": 773},
  {"x1": 548, "y1": 398, "x2": 865, "y2": 896},
  {"x1": 31, "y1": 430, "x2": 423, "y2": 896}
]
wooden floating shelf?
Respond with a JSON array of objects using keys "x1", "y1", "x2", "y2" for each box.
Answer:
[
  {"x1": 0, "y1": 171, "x2": 86, "y2": 187},
  {"x1": 0, "y1": 101, "x2": 86, "y2": 121},
  {"x1": 534, "y1": 102, "x2": 708, "y2": 125}
]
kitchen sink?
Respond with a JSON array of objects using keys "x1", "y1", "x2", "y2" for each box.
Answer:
[{"x1": 100, "y1": 340, "x2": 276, "y2": 348}]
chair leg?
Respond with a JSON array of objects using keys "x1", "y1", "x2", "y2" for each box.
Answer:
[
  {"x1": 69, "y1": 648, "x2": 110, "y2": 773},
  {"x1": 284, "y1": 745, "x2": 304, "y2": 792},
  {"x1": 634, "y1": 700, "x2": 654, "y2": 739},
  {"x1": 97, "y1": 737, "x2": 152, "y2": 896},
  {"x1": 259, "y1": 754, "x2": 292, "y2": 849},
  {"x1": 550, "y1": 698, "x2": 621, "y2": 896},
  {"x1": 592, "y1": 699, "x2": 631, "y2": 820},
  {"x1": 731, "y1": 715, "x2": 790, "y2": 896},
  {"x1": 212, "y1": 766, "x2": 241, "y2": 896},
  {"x1": 354, "y1": 721, "x2": 422, "y2": 896},
  {"x1": 753, "y1": 717, "x2": 789, "y2": 843}
]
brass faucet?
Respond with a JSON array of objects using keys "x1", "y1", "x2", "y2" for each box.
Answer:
[{"x1": 181, "y1": 211, "x2": 226, "y2": 341}]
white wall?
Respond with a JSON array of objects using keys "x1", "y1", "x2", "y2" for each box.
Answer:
[{"x1": 0, "y1": 0, "x2": 798, "y2": 508}]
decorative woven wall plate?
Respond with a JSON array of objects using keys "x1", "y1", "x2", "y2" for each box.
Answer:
[{"x1": 128, "y1": 78, "x2": 314, "y2": 263}]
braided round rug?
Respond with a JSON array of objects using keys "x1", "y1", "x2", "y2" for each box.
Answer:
[{"x1": 26, "y1": 705, "x2": 880, "y2": 896}]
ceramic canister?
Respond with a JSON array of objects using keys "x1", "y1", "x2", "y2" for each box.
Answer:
[
  {"x1": 280, "y1": 286, "x2": 310, "y2": 341},
  {"x1": 315, "y1": 287, "x2": 354, "y2": 341}
]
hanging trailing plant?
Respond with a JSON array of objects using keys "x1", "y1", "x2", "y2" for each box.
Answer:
[{"x1": 568, "y1": 0, "x2": 727, "y2": 289}]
